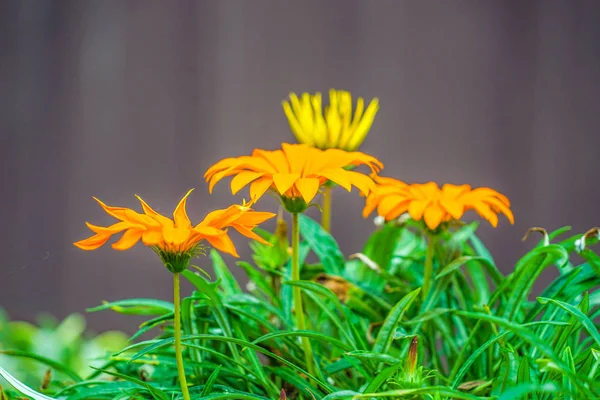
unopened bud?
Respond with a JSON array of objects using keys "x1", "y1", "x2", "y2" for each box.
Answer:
[
  {"x1": 405, "y1": 336, "x2": 418, "y2": 379},
  {"x1": 279, "y1": 388, "x2": 287, "y2": 400}
]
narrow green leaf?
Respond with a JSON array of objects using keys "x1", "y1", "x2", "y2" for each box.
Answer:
[
  {"x1": 211, "y1": 249, "x2": 242, "y2": 295},
  {"x1": 537, "y1": 296, "x2": 600, "y2": 348},
  {"x1": 373, "y1": 288, "x2": 420, "y2": 357},
  {"x1": 201, "y1": 366, "x2": 221, "y2": 396},
  {"x1": 86, "y1": 298, "x2": 173, "y2": 315},
  {"x1": 0, "y1": 366, "x2": 54, "y2": 400}
]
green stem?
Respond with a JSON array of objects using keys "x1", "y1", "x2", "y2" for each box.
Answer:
[
  {"x1": 292, "y1": 212, "x2": 317, "y2": 379},
  {"x1": 321, "y1": 185, "x2": 332, "y2": 233},
  {"x1": 173, "y1": 273, "x2": 191, "y2": 400},
  {"x1": 422, "y1": 234, "x2": 436, "y2": 301}
]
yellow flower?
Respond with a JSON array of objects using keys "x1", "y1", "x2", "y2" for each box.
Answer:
[
  {"x1": 363, "y1": 175, "x2": 514, "y2": 230},
  {"x1": 205, "y1": 143, "x2": 383, "y2": 212},
  {"x1": 74, "y1": 190, "x2": 275, "y2": 267},
  {"x1": 282, "y1": 89, "x2": 379, "y2": 151}
]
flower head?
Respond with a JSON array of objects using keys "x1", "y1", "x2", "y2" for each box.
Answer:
[
  {"x1": 74, "y1": 190, "x2": 275, "y2": 271},
  {"x1": 363, "y1": 175, "x2": 514, "y2": 230},
  {"x1": 205, "y1": 143, "x2": 383, "y2": 212},
  {"x1": 282, "y1": 89, "x2": 379, "y2": 151}
]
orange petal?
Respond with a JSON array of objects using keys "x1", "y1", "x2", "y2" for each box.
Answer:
[
  {"x1": 250, "y1": 178, "x2": 273, "y2": 201},
  {"x1": 111, "y1": 229, "x2": 144, "y2": 250},
  {"x1": 408, "y1": 199, "x2": 429, "y2": 220},
  {"x1": 231, "y1": 171, "x2": 264, "y2": 194},
  {"x1": 253, "y1": 149, "x2": 289, "y2": 173},
  {"x1": 74, "y1": 233, "x2": 112, "y2": 251},
  {"x1": 440, "y1": 198, "x2": 464, "y2": 220},
  {"x1": 173, "y1": 189, "x2": 193, "y2": 228},
  {"x1": 485, "y1": 197, "x2": 514, "y2": 224},
  {"x1": 135, "y1": 195, "x2": 174, "y2": 227},
  {"x1": 163, "y1": 226, "x2": 192, "y2": 246},
  {"x1": 194, "y1": 225, "x2": 228, "y2": 237},
  {"x1": 377, "y1": 195, "x2": 407, "y2": 216},
  {"x1": 345, "y1": 170, "x2": 375, "y2": 195},
  {"x1": 385, "y1": 200, "x2": 411, "y2": 220},
  {"x1": 472, "y1": 202, "x2": 498, "y2": 227},
  {"x1": 204, "y1": 232, "x2": 239, "y2": 258},
  {"x1": 319, "y1": 169, "x2": 352, "y2": 191},
  {"x1": 234, "y1": 211, "x2": 277, "y2": 226},
  {"x1": 424, "y1": 204, "x2": 445, "y2": 230},
  {"x1": 85, "y1": 221, "x2": 134, "y2": 234},
  {"x1": 273, "y1": 173, "x2": 300, "y2": 196},
  {"x1": 294, "y1": 178, "x2": 320, "y2": 203},
  {"x1": 362, "y1": 194, "x2": 379, "y2": 218},
  {"x1": 233, "y1": 224, "x2": 271, "y2": 245},
  {"x1": 142, "y1": 230, "x2": 163, "y2": 246},
  {"x1": 282, "y1": 143, "x2": 309, "y2": 173}
]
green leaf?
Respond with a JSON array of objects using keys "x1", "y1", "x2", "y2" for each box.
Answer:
[
  {"x1": 0, "y1": 349, "x2": 83, "y2": 382},
  {"x1": 298, "y1": 214, "x2": 344, "y2": 275},
  {"x1": 498, "y1": 382, "x2": 562, "y2": 400},
  {"x1": 372, "y1": 288, "x2": 420, "y2": 360},
  {"x1": 86, "y1": 298, "x2": 174, "y2": 315},
  {"x1": 0, "y1": 366, "x2": 54, "y2": 400},
  {"x1": 355, "y1": 386, "x2": 481, "y2": 399},
  {"x1": 498, "y1": 244, "x2": 569, "y2": 321},
  {"x1": 537, "y1": 297, "x2": 600, "y2": 348},
  {"x1": 211, "y1": 249, "x2": 242, "y2": 295}
]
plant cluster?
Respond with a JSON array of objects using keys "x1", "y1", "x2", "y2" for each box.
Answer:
[{"x1": 1, "y1": 89, "x2": 599, "y2": 399}]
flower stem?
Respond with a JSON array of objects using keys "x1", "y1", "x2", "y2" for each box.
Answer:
[
  {"x1": 422, "y1": 234, "x2": 436, "y2": 301},
  {"x1": 321, "y1": 185, "x2": 332, "y2": 233},
  {"x1": 173, "y1": 272, "x2": 191, "y2": 400},
  {"x1": 291, "y1": 212, "x2": 316, "y2": 379}
]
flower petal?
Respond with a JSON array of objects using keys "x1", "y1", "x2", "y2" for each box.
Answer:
[
  {"x1": 250, "y1": 178, "x2": 273, "y2": 201},
  {"x1": 319, "y1": 169, "x2": 352, "y2": 191},
  {"x1": 135, "y1": 195, "x2": 174, "y2": 227},
  {"x1": 204, "y1": 232, "x2": 239, "y2": 257},
  {"x1": 231, "y1": 171, "x2": 264, "y2": 194},
  {"x1": 408, "y1": 199, "x2": 429, "y2": 220},
  {"x1": 74, "y1": 233, "x2": 112, "y2": 251},
  {"x1": 423, "y1": 204, "x2": 445, "y2": 230},
  {"x1": 273, "y1": 173, "x2": 300, "y2": 196},
  {"x1": 163, "y1": 226, "x2": 192, "y2": 246},
  {"x1": 142, "y1": 230, "x2": 163, "y2": 246},
  {"x1": 294, "y1": 178, "x2": 320, "y2": 203},
  {"x1": 111, "y1": 229, "x2": 144, "y2": 250},
  {"x1": 173, "y1": 189, "x2": 193, "y2": 228}
]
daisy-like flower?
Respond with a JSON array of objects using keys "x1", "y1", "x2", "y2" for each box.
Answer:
[
  {"x1": 205, "y1": 143, "x2": 383, "y2": 213},
  {"x1": 363, "y1": 175, "x2": 514, "y2": 230},
  {"x1": 74, "y1": 189, "x2": 275, "y2": 271},
  {"x1": 282, "y1": 89, "x2": 379, "y2": 151}
]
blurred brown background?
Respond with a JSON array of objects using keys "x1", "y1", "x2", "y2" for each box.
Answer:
[{"x1": 1, "y1": 0, "x2": 599, "y2": 332}]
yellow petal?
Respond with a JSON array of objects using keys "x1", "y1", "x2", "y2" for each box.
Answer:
[
  {"x1": 294, "y1": 178, "x2": 320, "y2": 203},
  {"x1": 273, "y1": 173, "x2": 300, "y2": 196},
  {"x1": 347, "y1": 98, "x2": 378, "y2": 151},
  {"x1": 85, "y1": 221, "x2": 133, "y2": 234},
  {"x1": 283, "y1": 100, "x2": 312, "y2": 145},
  {"x1": 173, "y1": 189, "x2": 193, "y2": 228},
  {"x1": 231, "y1": 171, "x2": 264, "y2": 194},
  {"x1": 111, "y1": 229, "x2": 144, "y2": 250}
]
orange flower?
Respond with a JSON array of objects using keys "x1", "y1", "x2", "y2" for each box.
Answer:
[
  {"x1": 363, "y1": 176, "x2": 514, "y2": 230},
  {"x1": 74, "y1": 190, "x2": 275, "y2": 262},
  {"x1": 204, "y1": 143, "x2": 383, "y2": 211}
]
